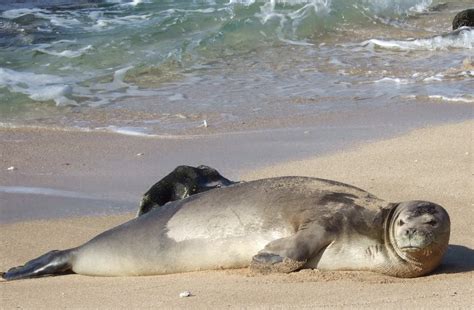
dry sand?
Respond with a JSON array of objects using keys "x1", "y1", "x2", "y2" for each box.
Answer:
[{"x1": 1, "y1": 120, "x2": 473, "y2": 309}]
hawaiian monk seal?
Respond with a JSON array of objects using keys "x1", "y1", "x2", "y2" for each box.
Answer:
[
  {"x1": 2, "y1": 176, "x2": 450, "y2": 280},
  {"x1": 137, "y1": 165, "x2": 235, "y2": 216}
]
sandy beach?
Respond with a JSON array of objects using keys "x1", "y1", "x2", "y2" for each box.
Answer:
[{"x1": 0, "y1": 120, "x2": 473, "y2": 309}]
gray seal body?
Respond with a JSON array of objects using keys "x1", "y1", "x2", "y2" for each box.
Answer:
[{"x1": 2, "y1": 177, "x2": 450, "y2": 280}]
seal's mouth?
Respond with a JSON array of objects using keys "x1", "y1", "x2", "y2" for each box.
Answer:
[{"x1": 400, "y1": 246, "x2": 422, "y2": 252}]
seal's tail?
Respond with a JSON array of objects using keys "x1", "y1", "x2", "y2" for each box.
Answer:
[{"x1": 2, "y1": 249, "x2": 74, "y2": 281}]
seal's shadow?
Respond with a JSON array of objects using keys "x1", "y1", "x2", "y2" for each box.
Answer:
[{"x1": 434, "y1": 244, "x2": 474, "y2": 274}]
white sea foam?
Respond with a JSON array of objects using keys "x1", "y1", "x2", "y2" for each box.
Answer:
[
  {"x1": 33, "y1": 45, "x2": 93, "y2": 58},
  {"x1": 278, "y1": 37, "x2": 315, "y2": 46},
  {"x1": 51, "y1": 39, "x2": 78, "y2": 44},
  {"x1": 227, "y1": 0, "x2": 256, "y2": 4},
  {"x1": 2, "y1": 7, "x2": 85, "y2": 30},
  {"x1": 106, "y1": 0, "x2": 151, "y2": 6},
  {"x1": 428, "y1": 95, "x2": 474, "y2": 103},
  {"x1": 0, "y1": 65, "x2": 153, "y2": 108},
  {"x1": 367, "y1": 0, "x2": 432, "y2": 15},
  {"x1": 1, "y1": 8, "x2": 48, "y2": 19},
  {"x1": 257, "y1": 0, "x2": 331, "y2": 24},
  {"x1": 125, "y1": 0, "x2": 152, "y2": 6},
  {"x1": 255, "y1": 0, "x2": 331, "y2": 45},
  {"x1": 174, "y1": 8, "x2": 216, "y2": 14},
  {"x1": 112, "y1": 66, "x2": 133, "y2": 86},
  {"x1": 408, "y1": 0, "x2": 432, "y2": 13},
  {"x1": 0, "y1": 68, "x2": 77, "y2": 106},
  {"x1": 374, "y1": 77, "x2": 410, "y2": 84},
  {"x1": 422, "y1": 70, "x2": 473, "y2": 82},
  {"x1": 423, "y1": 74, "x2": 444, "y2": 82},
  {"x1": 362, "y1": 28, "x2": 474, "y2": 51},
  {"x1": 100, "y1": 126, "x2": 157, "y2": 137},
  {"x1": 87, "y1": 13, "x2": 151, "y2": 30}
]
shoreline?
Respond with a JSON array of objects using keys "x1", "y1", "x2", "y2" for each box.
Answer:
[
  {"x1": 1, "y1": 120, "x2": 473, "y2": 308},
  {"x1": 1, "y1": 101, "x2": 472, "y2": 223},
  {"x1": 1, "y1": 99, "x2": 472, "y2": 137}
]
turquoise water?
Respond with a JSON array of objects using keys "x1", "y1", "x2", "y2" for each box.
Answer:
[{"x1": 0, "y1": 0, "x2": 472, "y2": 134}]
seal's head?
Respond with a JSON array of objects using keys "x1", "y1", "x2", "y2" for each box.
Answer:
[
  {"x1": 388, "y1": 201, "x2": 450, "y2": 277},
  {"x1": 194, "y1": 165, "x2": 235, "y2": 190}
]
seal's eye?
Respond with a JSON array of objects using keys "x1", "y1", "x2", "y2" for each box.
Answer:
[
  {"x1": 426, "y1": 220, "x2": 437, "y2": 226},
  {"x1": 398, "y1": 219, "x2": 405, "y2": 226}
]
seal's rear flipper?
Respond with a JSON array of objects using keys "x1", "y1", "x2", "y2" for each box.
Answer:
[{"x1": 2, "y1": 250, "x2": 74, "y2": 281}]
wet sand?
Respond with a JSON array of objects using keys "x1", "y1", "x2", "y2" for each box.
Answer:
[{"x1": 0, "y1": 120, "x2": 473, "y2": 308}]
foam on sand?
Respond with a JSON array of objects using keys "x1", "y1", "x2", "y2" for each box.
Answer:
[{"x1": 362, "y1": 27, "x2": 473, "y2": 51}]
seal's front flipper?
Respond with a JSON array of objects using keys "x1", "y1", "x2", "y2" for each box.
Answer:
[
  {"x1": 250, "y1": 226, "x2": 332, "y2": 274},
  {"x1": 2, "y1": 249, "x2": 74, "y2": 281},
  {"x1": 250, "y1": 252, "x2": 306, "y2": 274},
  {"x1": 249, "y1": 235, "x2": 310, "y2": 274}
]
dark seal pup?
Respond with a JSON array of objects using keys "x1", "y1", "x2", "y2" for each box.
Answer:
[
  {"x1": 137, "y1": 165, "x2": 235, "y2": 216},
  {"x1": 2, "y1": 177, "x2": 450, "y2": 281}
]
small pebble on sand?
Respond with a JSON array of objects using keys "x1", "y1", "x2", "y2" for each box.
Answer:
[{"x1": 179, "y1": 291, "x2": 192, "y2": 298}]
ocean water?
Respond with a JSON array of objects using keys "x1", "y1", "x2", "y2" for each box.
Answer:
[{"x1": 0, "y1": 0, "x2": 472, "y2": 135}]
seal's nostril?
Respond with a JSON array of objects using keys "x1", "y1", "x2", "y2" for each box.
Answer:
[{"x1": 405, "y1": 228, "x2": 417, "y2": 236}]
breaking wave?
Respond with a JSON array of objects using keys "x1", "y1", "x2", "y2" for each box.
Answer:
[{"x1": 2, "y1": 0, "x2": 466, "y2": 114}]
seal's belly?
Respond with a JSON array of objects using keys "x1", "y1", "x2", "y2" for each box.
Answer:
[
  {"x1": 307, "y1": 237, "x2": 388, "y2": 271},
  {"x1": 72, "y1": 205, "x2": 293, "y2": 276},
  {"x1": 72, "y1": 231, "x2": 286, "y2": 276}
]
